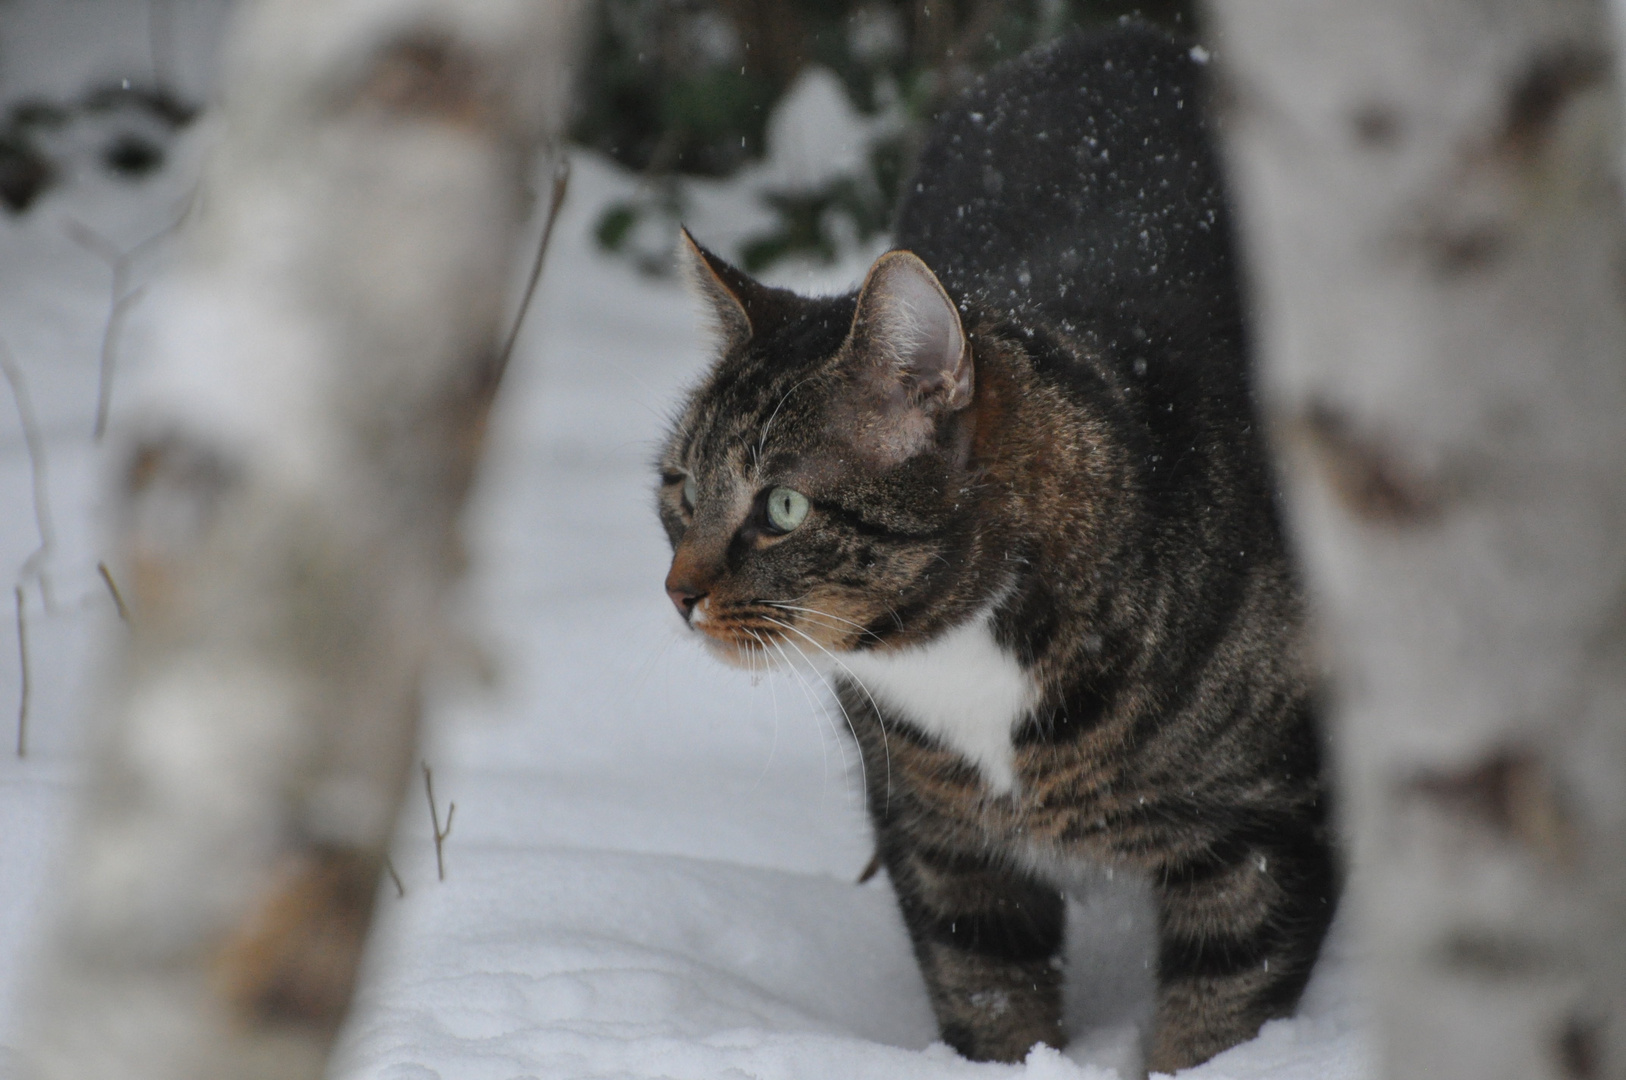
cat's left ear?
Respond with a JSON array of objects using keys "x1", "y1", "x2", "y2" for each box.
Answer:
[
  {"x1": 844, "y1": 250, "x2": 972, "y2": 463},
  {"x1": 678, "y1": 229, "x2": 795, "y2": 353}
]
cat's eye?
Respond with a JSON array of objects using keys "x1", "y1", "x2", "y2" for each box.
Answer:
[
  {"x1": 764, "y1": 487, "x2": 810, "y2": 533},
  {"x1": 681, "y1": 475, "x2": 698, "y2": 512}
]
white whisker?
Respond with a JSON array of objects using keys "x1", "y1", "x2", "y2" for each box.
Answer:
[
  {"x1": 762, "y1": 614, "x2": 893, "y2": 808},
  {"x1": 771, "y1": 631, "x2": 868, "y2": 798},
  {"x1": 763, "y1": 601, "x2": 878, "y2": 640},
  {"x1": 746, "y1": 629, "x2": 783, "y2": 790},
  {"x1": 754, "y1": 374, "x2": 820, "y2": 472},
  {"x1": 768, "y1": 636, "x2": 845, "y2": 791}
]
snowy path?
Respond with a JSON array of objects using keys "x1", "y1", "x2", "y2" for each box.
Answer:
[{"x1": 0, "y1": 5, "x2": 1369, "y2": 1078}]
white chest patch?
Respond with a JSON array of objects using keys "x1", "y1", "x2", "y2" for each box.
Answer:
[{"x1": 839, "y1": 615, "x2": 1038, "y2": 795}]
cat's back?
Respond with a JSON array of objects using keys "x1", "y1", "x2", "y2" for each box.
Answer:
[{"x1": 894, "y1": 25, "x2": 1239, "y2": 361}]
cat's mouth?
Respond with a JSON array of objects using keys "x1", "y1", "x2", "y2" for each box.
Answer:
[{"x1": 689, "y1": 598, "x2": 862, "y2": 670}]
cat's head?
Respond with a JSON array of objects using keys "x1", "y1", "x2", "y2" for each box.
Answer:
[{"x1": 657, "y1": 231, "x2": 981, "y2": 668}]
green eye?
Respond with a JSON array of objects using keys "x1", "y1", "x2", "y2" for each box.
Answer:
[
  {"x1": 765, "y1": 487, "x2": 810, "y2": 533},
  {"x1": 682, "y1": 475, "x2": 698, "y2": 511}
]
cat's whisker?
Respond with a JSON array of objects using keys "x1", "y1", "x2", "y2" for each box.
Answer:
[
  {"x1": 761, "y1": 614, "x2": 893, "y2": 807},
  {"x1": 745, "y1": 629, "x2": 785, "y2": 790},
  {"x1": 767, "y1": 636, "x2": 850, "y2": 795},
  {"x1": 764, "y1": 630, "x2": 859, "y2": 780},
  {"x1": 745, "y1": 631, "x2": 763, "y2": 687},
  {"x1": 787, "y1": 636, "x2": 870, "y2": 802},
  {"x1": 775, "y1": 611, "x2": 872, "y2": 646},
  {"x1": 618, "y1": 624, "x2": 684, "y2": 714},
  {"x1": 772, "y1": 636, "x2": 872, "y2": 806},
  {"x1": 883, "y1": 603, "x2": 904, "y2": 633},
  {"x1": 743, "y1": 626, "x2": 763, "y2": 687},
  {"x1": 762, "y1": 601, "x2": 879, "y2": 643},
  {"x1": 754, "y1": 374, "x2": 820, "y2": 472}
]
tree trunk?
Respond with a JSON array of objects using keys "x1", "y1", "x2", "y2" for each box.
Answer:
[
  {"x1": 1202, "y1": 0, "x2": 1626, "y2": 1077},
  {"x1": 18, "y1": 1, "x2": 577, "y2": 1077}
]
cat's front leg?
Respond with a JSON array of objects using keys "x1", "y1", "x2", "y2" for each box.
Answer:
[{"x1": 879, "y1": 833, "x2": 1068, "y2": 1063}]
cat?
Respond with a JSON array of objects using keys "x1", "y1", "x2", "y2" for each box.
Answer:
[{"x1": 655, "y1": 23, "x2": 1338, "y2": 1074}]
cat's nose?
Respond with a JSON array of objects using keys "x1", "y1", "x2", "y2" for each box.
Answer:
[
  {"x1": 666, "y1": 583, "x2": 705, "y2": 621},
  {"x1": 665, "y1": 551, "x2": 712, "y2": 622},
  {"x1": 665, "y1": 560, "x2": 707, "y2": 621}
]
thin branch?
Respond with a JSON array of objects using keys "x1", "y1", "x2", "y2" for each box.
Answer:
[
  {"x1": 63, "y1": 209, "x2": 192, "y2": 440},
  {"x1": 14, "y1": 586, "x2": 29, "y2": 759},
  {"x1": 95, "y1": 285, "x2": 149, "y2": 441},
  {"x1": 0, "y1": 341, "x2": 55, "y2": 609},
  {"x1": 495, "y1": 156, "x2": 571, "y2": 381},
  {"x1": 62, "y1": 220, "x2": 123, "y2": 265},
  {"x1": 384, "y1": 855, "x2": 405, "y2": 899},
  {"x1": 422, "y1": 761, "x2": 454, "y2": 882},
  {"x1": 98, "y1": 562, "x2": 130, "y2": 622}
]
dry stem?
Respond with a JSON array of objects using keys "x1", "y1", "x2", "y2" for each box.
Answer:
[
  {"x1": 0, "y1": 341, "x2": 55, "y2": 609},
  {"x1": 496, "y1": 156, "x2": 571, "y2": 380},
  {"x1": 13, "y1": 586, "x2": 28, "y2": 758},
  {"x1": 63, "y1": 212, "x2": 191, "y2": 440},
  {"x1": 384, "y1": 855, "x2": 405, "y2": 898},
  {"x1": 422, "y1": 762, "x2": 454, "y2": 882},
  {"x1": 97, "y1": 562, "x2": 130, "y2": 622}
]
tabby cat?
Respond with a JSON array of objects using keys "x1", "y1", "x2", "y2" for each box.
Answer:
[{"x1": 655, "y1": 24, "x2": 1337, "y2": 1073}]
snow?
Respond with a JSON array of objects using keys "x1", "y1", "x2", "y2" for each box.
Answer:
[
  {"x1": 761, "y1": 65, "x2": 877, "y2": 194},
  {"x1": 0, "y1": 4, "x2": 1371, "y2": 1078}
]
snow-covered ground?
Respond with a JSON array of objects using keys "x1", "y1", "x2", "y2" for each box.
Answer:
[{"x1": 0, "y1": 4, "x2": 1370, "y2": 1078}]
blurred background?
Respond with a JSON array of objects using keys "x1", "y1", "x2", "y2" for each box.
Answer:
[{"x1": 1, "y1": 0, "x2": 1192, "y2": 271}]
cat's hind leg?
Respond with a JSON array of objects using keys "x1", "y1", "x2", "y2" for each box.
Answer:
[
  {"x1": 881, "y1": 838, "x2": 1068, "y2": 1063},
  {"x1": 1145, "y1": 828, "x2": 1337, "y2": 1072}
]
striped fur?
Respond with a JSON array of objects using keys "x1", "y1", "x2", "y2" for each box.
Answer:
[{"x1": 655, "y1": 24, "x2": 1338, "y2": 1073}]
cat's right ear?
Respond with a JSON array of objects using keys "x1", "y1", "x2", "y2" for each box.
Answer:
[
  {"x1": 678, "y1": 229, "x2": 788, "y2": 354},
  {"x1": 842, "y1": 250, "x2": 973, "y2": 466}
]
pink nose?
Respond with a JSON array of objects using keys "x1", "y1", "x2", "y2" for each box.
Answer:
[
  {"x1": 664, "y1": 555, "x2": 708, "y2": 622},
  {"x1": 666, "y1": 583, "x2": 704, "y2": 620}
]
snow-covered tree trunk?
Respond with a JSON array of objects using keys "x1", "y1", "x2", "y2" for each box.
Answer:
[
  {"x1": 1203, "y1": 0, "x2": 1626, "y2": 1077},
  {"x1": 18, "y1": 1, "x2": 577, "y2": 1078}
]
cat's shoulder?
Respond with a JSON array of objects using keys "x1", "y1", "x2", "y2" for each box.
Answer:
[
  {"x1": 961, "y1": 21, "x2": 1206, "y2": 116},
  {"x1": 895, "y1": 21, "x2": 1242, "y2": 402}
]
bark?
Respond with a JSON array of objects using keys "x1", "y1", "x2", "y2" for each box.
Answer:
[
  {"x1": 1202, "y1": 0, "x2": 1626, "y2": 1077},
  {"x1": 18, "y1": 1, "x2": 578, "y2": 1077}
]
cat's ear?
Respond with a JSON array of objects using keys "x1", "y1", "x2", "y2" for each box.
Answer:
[
  {"x1": 844, "y1": 250, "x2": 972, "y2": 464},
  {"x1": 678, "y1": 229, "x2": 793, "y2": 353}
]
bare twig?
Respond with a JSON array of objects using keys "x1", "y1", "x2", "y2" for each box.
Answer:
[
  {"x1": 95, "y1": 285, "x2": 149, "y2": 440},
  {"x1": 63, "y1": 210, "x2": 192, "y2": 440},
  {"x1": 0, "y1": 341, "x2": 55, "y2": 609},
  {"x1": 422, "y1": 761, "x2": 454, "y2": 882},
  {"x1": 495, "y1": 156, "x2": 571, "y2": 381},
  {"x1": 384, "y1": 855, "x2": 405, "y2": 899},
  {"x1": 14, "y1": 586, "x2": 29, "y2": 759},
  {"x1": 62, "y1": 220, "x2": 123, "y2": 265},
  {"x1": 98, "y1": 562, "x2": 130, "y2": 622}
]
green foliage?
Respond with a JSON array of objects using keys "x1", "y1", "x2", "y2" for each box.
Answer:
[{"x1": 741, "y1": 176, "x2": 886, "y2": 272}]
